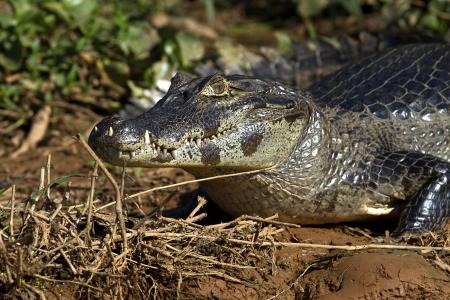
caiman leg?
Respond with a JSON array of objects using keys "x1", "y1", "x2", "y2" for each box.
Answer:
[
  {"x1": 368, "y1": 151, "x2": 450, "y2": 236},
  {"x1": 394, "y1": 166, "x2": 450, "y2": 235}
]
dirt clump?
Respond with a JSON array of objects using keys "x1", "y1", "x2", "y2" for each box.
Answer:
[{"x1": 301, "y1": 251, "x2": 450, "y2": 299}]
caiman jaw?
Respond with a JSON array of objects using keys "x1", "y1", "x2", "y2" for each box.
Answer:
[{"x1": 88, "y1": 115, "x2": 239, "y2": 168}]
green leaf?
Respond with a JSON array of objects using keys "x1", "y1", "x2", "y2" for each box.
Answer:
[
  {"x1": 0, "y1": 34, "x2": 24, "y2": 71},
  {"x1": 275, "y1": 32, "x2": 293, "y2": 56},
  {"x1": 67, "y1": 64, "x2": 78, "y2": 84},
  {"x1": 420, "y1": 13, "x2": 445, "y2": 32},
  {"x1": 201, "y1": 0, "x2": 215, "y2": 23},
  {"x1": 120, "y1": 22, "x2": 160, "y2": 58},
  {"x1": 104, "y1": 60, "x2": 130, "y2": 86},
  {"x1": 42, "y1": 2, "x2": 72, "y2": 24},
  {"x1": 30, "y1": 174, "x2": 86, "y2": 202},
  {"x1": 297, "y1": 0, "x2": 329, "y2": 18},
  {"x1": 175, "y1": 31, "x2": 205, "y2": 66},
  {"x1": 63, "y1": 0, "x2": 98, "y2": 24},
  {"x1": 305, "y1": 20, "x2": 317, "y2": 39},
  {"x1": 0, "y1": 187, "x2": 9, "y2": 197},
  {"x1": 0, "y1": 12, "x2": 14, "y2": 27},
  {"x1": 0, "y1": 85, "x2": 20, "y2": 110},
  {"x1": 334, "y1": 0, "x2": 362, "y2": 19}
]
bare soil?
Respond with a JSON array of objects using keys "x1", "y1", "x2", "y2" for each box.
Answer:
[{"x1": 0, "y1": 95, "x2": 449, "y2": 300}]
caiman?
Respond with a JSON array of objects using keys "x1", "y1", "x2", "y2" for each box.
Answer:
[{"x1": 88, "y1": 44, "x2": 450, "y2": 235}]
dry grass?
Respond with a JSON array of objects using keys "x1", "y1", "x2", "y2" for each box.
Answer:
[
  {"x1": 0, "y1": 136, "x2": 449, "y2": 299},
  {"x1": 0, "y1": 182, "x2": 283, "y2": 298},
  {"x1": 0, "y1": 137, "x2": 284, "y2": 299}
]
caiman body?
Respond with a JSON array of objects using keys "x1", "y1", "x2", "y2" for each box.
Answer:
[{"x1": 89, "y1": 44, "x2": 450, "y2": 234}]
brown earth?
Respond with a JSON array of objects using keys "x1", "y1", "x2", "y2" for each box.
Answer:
[{"x1": 0, "y1": 101, "x2": 449, "y2": 299}]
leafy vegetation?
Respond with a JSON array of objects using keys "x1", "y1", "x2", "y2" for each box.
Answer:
[
  {"x1": 295, "y1": 0, "x2": 450, "y2": 37},
  {"x1": 0, "y1": 0, "x2": 448, "y2": 127},
  {"x1": 0, "y1": 0, "x2": 205, "y2": 115}
]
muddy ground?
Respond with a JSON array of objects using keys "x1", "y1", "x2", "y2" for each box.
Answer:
[{"x1": 0, "y1": 91, "x2": 449, "y2": 299}]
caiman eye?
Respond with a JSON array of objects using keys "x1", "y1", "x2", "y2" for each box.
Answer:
[{"x1": 201, "y1": 75, "x2": 229, "y2": 97}]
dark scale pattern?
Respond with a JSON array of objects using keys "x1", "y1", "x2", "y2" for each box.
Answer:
[
  {"x1": 307, "y1": 44, "x2": 450, "y2": 233},
  {"x1": 309, "y1": 44, "x2": 450, "y2": 121}
]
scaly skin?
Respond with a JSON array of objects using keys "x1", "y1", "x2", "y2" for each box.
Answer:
[{"x1": 89, "y1": 44, "x2": 450, "y2": 234}]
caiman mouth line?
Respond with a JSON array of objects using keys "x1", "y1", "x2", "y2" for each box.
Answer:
[{"x1": 114, "y1": 124, "x2": 236, "y2": 160}]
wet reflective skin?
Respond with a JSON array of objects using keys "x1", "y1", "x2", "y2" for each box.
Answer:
[{"x1": 89, "y1": 44, "x2": 450, "y2": 235}]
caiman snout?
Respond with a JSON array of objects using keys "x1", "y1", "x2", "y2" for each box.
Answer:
[{"x1": 88, "y1": 116, "x2": 146, "y2": 163}]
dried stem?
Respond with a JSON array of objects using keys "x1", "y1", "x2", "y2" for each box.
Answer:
[
  {"x1": 96, "y1": 166, "x2": 276, "y2": 211},
  {"x1": 85, "y1": 162, "x2": 98, "y2": 242},
  {"x1": 9, "y1": 185, "x2": 15, "y2": 239},
  {"x1": 186, "y1": 197, "x2": 207, "y2": 220},
  {"x1": 75, "y1": 134, "x2": 128, "y2": 253},
  {"x1": 46, "y1": 154, "x2": 51, "y2": 199},
  {"x1": 138, "y1": 231, "x2": 450, "y2": 252}
]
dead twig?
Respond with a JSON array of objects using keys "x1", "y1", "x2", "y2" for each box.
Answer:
[
  {"x1": 76, "y1": 134, "x2": 128, "y2": 253},
  {"x1": 32, "y1": 274, "x2": 104, "y2": 292},
  {"x1": 11, "y1": 105, "x2": 51, "y2": 158},
  {"x1": 138, "y1": 231, "x2": 450, "y2": 252},
  {"x1": 433, "y1": 254, "x2": 450, "y2": 273},
  {"x1": 207, "y1": 214, "x2": 284, "y2": 230},
  {"x1": 56, "y1": 235, "x2": 82, "y2": 272},
  {"x1": 149, "y1": 13, "x2": 218, "y2": 39},
  {"x1": 164, "y1": 243, "x2": 256, "y2": 270},
  {"x1": 159, "y1": 216, "x2": 204, "y2": 229},
  {"x1": 97, "y1": 165, "x2": 276, "y2": 211},
  {"x1": 85, "y1": 162, "x2": 98, "y2": 243},
  {"x1": 9, "y1": 185, "x2": 15, "y2": 239},
  {"x1": 185, "y1": 212, "x2": 208, "y2": 224},
  {"x1": 268, "y1": 263, "x2": 317, "y2": 299},
  {"x1": 49, "y1": 203, "x2": 62, "y2": 221},
  {"x1": 182, "y1": 271, "x2": 256, "y2": 288},
  {"x1": 186, "y1": 196, "x2": 207, "y2": 220},
  {"x1": 241, "y1": 214, "x2": 302, "y2": 228},
  {"x1": 22, "y1": 167, "x2": 45, "y2": 231},
  {"x1": 120, "y1": 165, "x2": 126, "y2": 199},
  {"x1": 24, "y1": 282, "x2": 47, "y2": 300},
  {"x1": 0, "y1": 237, "x2": 13, "y2": 284},
  {"x1": 46, "y1": 154, "x2": 51, "y2": 199}
]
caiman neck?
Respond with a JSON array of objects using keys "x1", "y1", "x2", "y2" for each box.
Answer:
[
  {"x1": 275, "y1": 109, "x2": 333, "y2": 180},
  {"x1": 186, "y1": 107, "x2": 333, "y2": 182}
]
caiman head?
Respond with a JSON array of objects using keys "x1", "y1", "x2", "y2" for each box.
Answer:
[{"x1": 88, "y1": 73, "x2": 312, "y2": 171}]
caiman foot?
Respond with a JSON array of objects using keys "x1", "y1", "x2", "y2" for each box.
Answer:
[{"x1": 391, "y1": 162, "x2": 450, "y2": 237}]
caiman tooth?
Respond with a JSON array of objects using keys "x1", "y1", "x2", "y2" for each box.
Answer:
[
  {"x1": 162, "y1": 148, "x2": 167, "y2": 156},
  {"x1": 210, "y1": 135, "x2": 216, "y2": 140},
  {"x1": 118, "y1": 151, "x2": 123, "y2": 157},
  {"x1": 108, "y1": 126, "x2": 114, "y2": 136},
  {"x1": 144, "y1": 130, "x2": 151, "y2": 145},
  {"x1": 170, "y1": 150, "x2": 177, "y2": 159},
  {"x1": 195, "y1": 138, "x2": 201, "y2": 146},
  {"x1": 130, "y1": 151, "x2": 135, "y2": 158}
]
